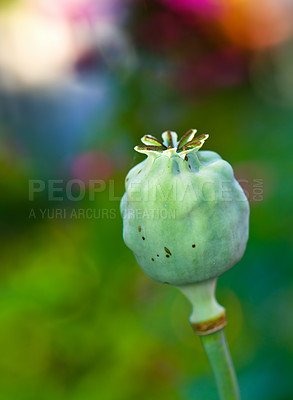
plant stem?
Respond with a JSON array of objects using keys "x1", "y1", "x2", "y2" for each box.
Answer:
[{"x1": 200, "y1": 329, "x2": 240, "y2": 400}]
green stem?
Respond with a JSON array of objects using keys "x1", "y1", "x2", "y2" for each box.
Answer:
[{"x1": 200, "y1": 329, "x2": 240, "y2": 400}]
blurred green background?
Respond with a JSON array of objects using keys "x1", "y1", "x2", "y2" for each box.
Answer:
[{"x1": 0, "y1": 0, "x2": 293, "y2": 399}]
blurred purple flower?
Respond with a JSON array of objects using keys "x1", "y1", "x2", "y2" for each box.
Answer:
[
  {"x1": 178, "y1": 47, "x2": 248, "y2": 93},
  {"x1": 161, "y1": 0, "x2": 224, "y2": 18}
]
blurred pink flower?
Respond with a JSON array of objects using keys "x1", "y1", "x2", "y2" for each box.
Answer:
[
  {"x1": 36, "y1": 0, "x2": 124, "y2": 22},
  {"x1": 72, "y1": 150, "x2": 114, "y2": 184}
]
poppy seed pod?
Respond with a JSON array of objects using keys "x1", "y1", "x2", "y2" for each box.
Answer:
[
  {"x1": 120, "y1": 130, "x2": 248, "y2": 400},
  {"x1": 120, "y1": 130, "x2": 249, "y2": 332}
]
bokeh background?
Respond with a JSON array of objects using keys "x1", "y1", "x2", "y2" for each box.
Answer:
[{"x1": 1, "y1": 0, "x2": 293, "y2": 399}]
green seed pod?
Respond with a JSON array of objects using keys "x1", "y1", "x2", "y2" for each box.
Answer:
[
  {"x1": 120, "y1": 130, "x2": 249, "y2": 288},
  {"x1": 121, "y1": 130, "x2": 248, "y2": 400}
]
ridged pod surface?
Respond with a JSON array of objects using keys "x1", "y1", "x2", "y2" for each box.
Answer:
[{"x1": 120, "y1": 130, "x2": 249, "y2": 286}]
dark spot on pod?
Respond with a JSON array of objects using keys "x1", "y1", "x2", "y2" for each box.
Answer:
[
  {"x1": 142, "y1": 236, "x2": 145, "y2": 240},
  {"x1": 192, "y1": 244, "x2": 196, "y2": 248},
  {"x1": 188, "y1": 164, "x2": 191, "y2": 169},
  {"x1": 137, "y1": 169, "x2": 142, "y2": 175},
  {"x1": 138, "y1": 226, "x2": 141, "y2": 232},
  {"x1": 185, "y1": 155, "x2": 188, "y2": 161},
  {"x1": 166, "y1": 254, "x2": 170, "y2": 258},
  {"x1": 164, "y1": 247, "x2": 171, "y2": 255},
  {"x1": 126, "y1": 178, "x2": 129, "y2": 182},
  {"x1": 157, "y1": 254, "x2": 159, "y2": 257},
  {"x1": 151, "y1": 258, "x2": 154, "y2": 261}
]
